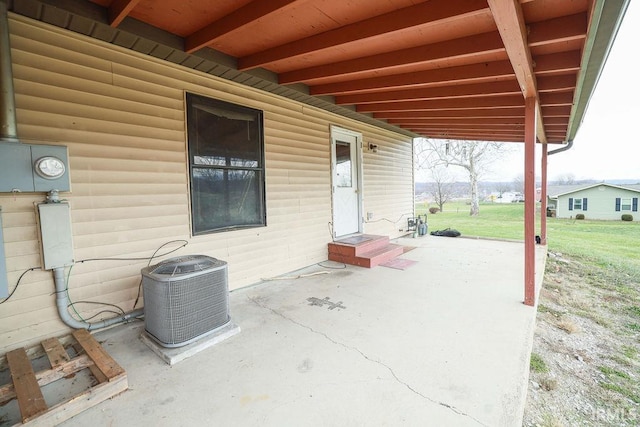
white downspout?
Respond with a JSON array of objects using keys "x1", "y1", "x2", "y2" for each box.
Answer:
[{"x1": 548, "y1": 139, "x2": 574, "y2": 156}]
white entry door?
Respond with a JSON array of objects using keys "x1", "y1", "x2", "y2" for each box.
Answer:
[{"x1": 331, "y1": 128, "x2": 362, "y2": 238}]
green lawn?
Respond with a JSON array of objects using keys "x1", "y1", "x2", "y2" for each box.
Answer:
[
  {"x1": 417, "y1": 201, "x2": 530, "y2": 241},
  {"x1": 417, "y1": 201, "x2": 640, "y2": 277}
]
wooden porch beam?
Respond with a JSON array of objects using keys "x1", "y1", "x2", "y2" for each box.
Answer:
[
  {"x1": 418, "y1": 132, "x2": 524, "y2": 141},
  {"x1": 185, "y1": 0, "x2": 300, "y2": 54},
  {"x1": 534, "y1": 51, "x2": 582, "y2": 74},
  {"x1": 413, "y1": 132, "x2": 525, "y2": 140},
  {"x1": 541, "y1": 106, "x2": 571, "y2": 117},
  {"x1": 310, "y1": 50, "x2": 580, "y2": 97},
  {"x1": 487, "y1": 0, "x2": 546, "y2": 143},
  {"x1": 537, "y1": 74, "x2": 577, "y2": 93},
  {"x1": 356, "y1": 94, "x2": 524, "y2": 113},
  {"x1": 544, "y1": 122, "x2": 569, "y2": 127},
  {"x1": 528, "y1": 13, "x2": 588, "y2": 47},
  {"x1": 411, "y1": 127, "x2": 524, "y2": 134},
  {"x1": 388, "y1": 117, "x2": 526, "y2": 126},
  {"x1": 279, "y1": 31, "x2": 505, "y2": 84},
  {"x1": 374, "y1": 108, "x2": 525, "y2": 120},
  {"x1": 392, "y1": 118, "x2": 566, "y2": 127},
  {"x1": 488, "y1": 0, "x2": 538, "y2": 98},
  {"x1": 238, "y1": 0, "x2": 489, "y2": 70},
  {"x1": 335, "y1": 80, "x2": 521, "y2": 105},
  {"x1": 417, "y1": 130, "x2": 523, "y2": 136},
  {"x1": 310, "y1": 60, "x2": 516, "y2": 96},
  {"x1": 108, "y1": 0, "x2": 141, "y2": 27},
  {"x1": 539, "y1": 92, "x2": 574, "y2": 106},
  {"x1": 404, "y1": 122, "x2": 525, "y2": 130},
  {"x1": 411, "y1": 131, "x2": 526, "y2": 138}
]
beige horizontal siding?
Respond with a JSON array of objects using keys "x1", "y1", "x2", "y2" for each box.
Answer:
[
  {"x1": 361, "y1": 129, "x2": 414, "y2": 236},
  {"x1": 0, "y1": 14, "x2": 413, "y2": 353},
  {"x1": 12, "y1": 65, "x2": 184, "y2": 111},
  {"x1": 18, "y1": 110, "x2": 185, "y2": 141}
]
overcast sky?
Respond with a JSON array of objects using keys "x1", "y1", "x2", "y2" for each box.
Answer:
[
  {"x1": 421, "y1": 1, "x2": 640, "y2": 183},
  {"x1": 542, "y1": 0, "x2": 639, "y2": 182}
]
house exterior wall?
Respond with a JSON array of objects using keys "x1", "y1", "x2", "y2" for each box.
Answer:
[
  {"x1": 0, "y1": 15, "x2": 414, "y2": 352},
  {"x1": 556, "y1": 185, "x2": 640, "y2": 220}
]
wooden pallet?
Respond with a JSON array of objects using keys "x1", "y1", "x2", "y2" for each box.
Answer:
[{"x1": 0, "y1": 330, "x2": 128, "y2": 426}]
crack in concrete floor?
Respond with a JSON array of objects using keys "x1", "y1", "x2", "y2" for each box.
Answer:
[{"x1": 248, "y1": 296, "x2": 488, "y2": 427}]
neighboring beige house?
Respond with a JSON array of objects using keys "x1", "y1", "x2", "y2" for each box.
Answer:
[{"x1": 549, "y1": 184, "x2": 640, "y2": 221}]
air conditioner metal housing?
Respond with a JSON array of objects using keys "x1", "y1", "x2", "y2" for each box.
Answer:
[{"x1": 142, "y1": 255, "x2": 230, "y2": 348}]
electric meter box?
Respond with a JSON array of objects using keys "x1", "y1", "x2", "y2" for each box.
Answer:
[{"x1": 0, "y1": 143, "x2": 70, "y2": 193}]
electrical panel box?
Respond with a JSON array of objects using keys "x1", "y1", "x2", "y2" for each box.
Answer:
[
  {"x1": 37, "y1": 202, "x2": 75, "y2": 270},
  {"x1": 0, "y1": 207, "x2": 8, "y2": 298},
  {"x1": 0, "y1": 144, "x2": 33, "y2": 192},
  {"x1": 0, "y1": 143, "x2": 70, "y2": 193}
]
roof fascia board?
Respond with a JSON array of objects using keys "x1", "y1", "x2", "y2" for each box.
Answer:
[{"x1": 553, "y1": 183, "x2": 640, "y2": 197}]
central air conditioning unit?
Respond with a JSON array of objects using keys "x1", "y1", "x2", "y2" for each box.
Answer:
[{"x1": 141, "y1": 255, "x2": 230, "y2": 348}]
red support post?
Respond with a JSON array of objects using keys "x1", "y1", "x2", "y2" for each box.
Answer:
[
  {"x1": 540, "y1": 143, "x2": 548, "y2": 245},
  {"x1": 524, "y1": 97, "x2": 537, "y2": 306}
]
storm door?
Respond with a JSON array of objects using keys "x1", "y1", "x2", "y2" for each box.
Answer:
[{"x1": 331, "y1": 128, "x2": 362, "y2": 237}]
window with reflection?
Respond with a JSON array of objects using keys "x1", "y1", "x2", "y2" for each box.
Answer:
[
  {"x1": 335, "y1": 141, "x2": 352, "y2": 187},
  {"x1": 186, "y1": 93, "x2": 266, "y2": 234}
]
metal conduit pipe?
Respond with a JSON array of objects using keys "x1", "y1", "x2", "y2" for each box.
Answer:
[
  {"x1": 5, "y1": 2, "x2": 143, "y2": 331},
  {"x1": 53, "y1": 267, "x2": 144, "y2": 331}
]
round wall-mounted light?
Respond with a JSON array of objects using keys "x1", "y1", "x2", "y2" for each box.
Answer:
[{"x1": 34, "y1": 156, "x2": 66, "y2": 179}]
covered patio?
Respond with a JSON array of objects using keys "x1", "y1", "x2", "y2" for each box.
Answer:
[
  {"x1": 54, "y1": 236, "x2": 546, "y2": 426},
  {"x1": 0, "y1": 0, "x2": 629, "y2": 424},
  {"x1": 2, "y1": 0, "x2": 629, "y2": 308}
]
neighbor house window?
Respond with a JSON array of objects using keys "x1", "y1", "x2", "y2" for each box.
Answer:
[
  {"x1": 621, "y1": 198, "x2": 632, "y2": 211},
  {"x1": 615, "y1": 197, "x2": 638, "y2": 212},
  {"x1": 568, "y1": 197, "x2": 587, "y2": 211},
  {"x1": 573, "y1": 198, "x2": 582, "y2": 210},
  {"x1": 186, "y1": 93, "x2": 266, "y2": 235}
]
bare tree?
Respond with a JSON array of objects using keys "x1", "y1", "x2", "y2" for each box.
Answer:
[
  {"x1": 512, "y1": 173, "x2": 525, "y2": 194},
  {"x1": 555, "y1": 173, "x2": 576, "y2": 185},
  {"x1": 494, "y1": 182, "x2": 511, "y2": 197},
  {"x1": 429, "y1": 166, "x2": 456, "y2": 212},
  {"x1": 416, "y1": 138, "x2": 511, "y2": 216}
]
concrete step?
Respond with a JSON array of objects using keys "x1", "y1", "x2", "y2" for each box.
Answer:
[
  {"x1": 328, "y1": 234, "x2": 390, "y2": 258},
  {"x1": 328, "y1": 235, "x2": 403, "y2": 268}
]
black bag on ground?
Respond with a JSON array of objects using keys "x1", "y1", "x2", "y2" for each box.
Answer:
[{"x1": 430, "y1": 228, "x2": 461, "y2": 237}]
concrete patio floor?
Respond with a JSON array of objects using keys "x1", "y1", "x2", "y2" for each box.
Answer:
[{"x1": 61, "y1": 236, "x2": 546, "y2": 427}]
